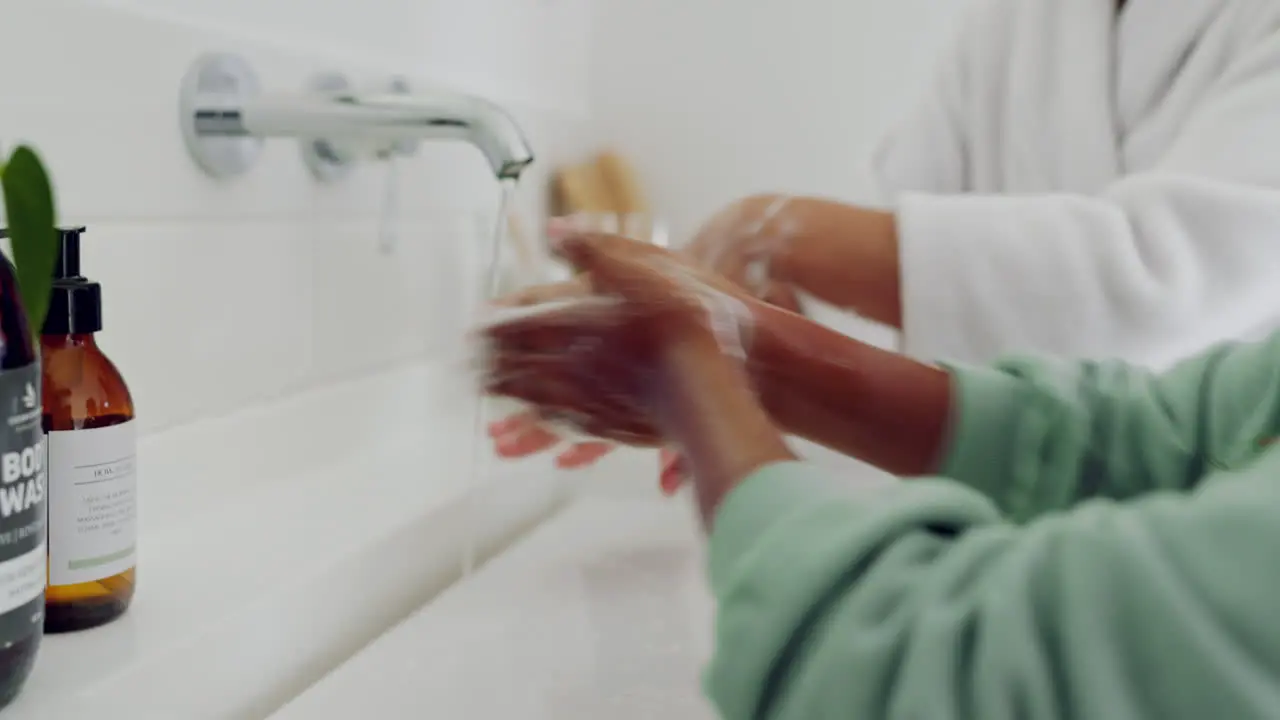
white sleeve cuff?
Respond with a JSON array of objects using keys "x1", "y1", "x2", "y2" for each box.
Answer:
[{"x1": 895, "y1": 191, "x2": 1121, "y2": 364}]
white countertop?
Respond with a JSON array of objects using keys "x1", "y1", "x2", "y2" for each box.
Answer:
[
  {"x1": 271, "y1": 498, "x2": 720, "y2": 720},
  {"x1": 3, "y1": 359, "x2": 883, "y2": 719},
  {"x1": 5, "y1": 364, "x2": 575, "y2": 720}
]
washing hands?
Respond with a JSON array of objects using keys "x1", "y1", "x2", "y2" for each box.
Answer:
[
  {"x1": 480, "y1": 215, "x2": 796, "y2": 495},
  {"x1": 484, "y1": 199, "x2": 812, "y2": 493},
  {"x1": 484, "y1": 193, "x2": 902, "y2": 491}
]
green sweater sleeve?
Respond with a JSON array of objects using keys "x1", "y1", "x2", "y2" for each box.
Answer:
[
  {"x1": 706, "y1": 460, "x2": 1280, "y2": 720},
  {"x1": 941, "y1": 334, "x2": 1280, "y2": 520}
]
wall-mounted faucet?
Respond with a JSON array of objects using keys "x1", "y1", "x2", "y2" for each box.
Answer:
[{"x1": 178, "y1": 53, "x2": 535, "y2": 182}]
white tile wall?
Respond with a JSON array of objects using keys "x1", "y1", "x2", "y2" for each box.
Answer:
[
  {"x1": 0, "y1": 0, "x2": 596, "y2": 435},
  {"x1": 90, "y1": 0, "x2": 594, "y2": 115},
  {"x1": 589, "y1": 0, "x2": 961, "y2": 240}
]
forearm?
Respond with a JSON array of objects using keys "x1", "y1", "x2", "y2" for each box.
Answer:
[
  {"x1": 746, "y1": 308, "x2": 1257, "y2": 518},
  {"x1": 659, "y1": 335, "x2": 797, "y2": 527},
  {"x1": 768, "y1": 197, "x2": 903, "y2": 328},
  {"x1": 749, "y1": 302, "x2": 951, "y2": 476}
]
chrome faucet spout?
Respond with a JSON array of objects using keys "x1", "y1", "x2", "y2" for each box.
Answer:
[
  {"x1": 199, "y1": 92, "x2": 534, "y2": 179},
  {"x1": 179, "y1": 53, "x2": 535, "y2": 181}
]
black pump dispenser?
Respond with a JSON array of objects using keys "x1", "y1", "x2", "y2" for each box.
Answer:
[{"x1": 42, "y1": 227, "x2": 102, "y2": 335}]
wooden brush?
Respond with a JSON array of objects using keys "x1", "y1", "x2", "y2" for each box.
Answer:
[
  {"x1": 552, "y1": 161, "x2": 615, "y2": 216},
  {"x1": 595, "y1": 150, "x2": 649, "y2": 217}
]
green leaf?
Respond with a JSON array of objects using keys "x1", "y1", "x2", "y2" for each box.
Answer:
[{"x1": 2, "y1": 146, "x2": 58, "y2": 338}]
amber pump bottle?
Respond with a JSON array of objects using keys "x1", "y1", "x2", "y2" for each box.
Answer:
[
  {"x1": 0, "y1": 230, "x2": 48, "y2": 709},
  {"x1": 41, "y1": 227, "x2": 136, "y2": 633}
]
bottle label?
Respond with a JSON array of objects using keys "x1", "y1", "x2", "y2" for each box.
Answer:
[
  {"x1": 47, "y1": 421, "x2": 136, "y2": 587},
  {"x1": 0, "y1": 363, "x2": 47, "y2": 645}
]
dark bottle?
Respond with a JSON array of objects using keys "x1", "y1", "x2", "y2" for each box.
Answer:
[
  {"x1": 41, "y1": 227, "x2": 136, "y2": 633},
  {"x1": 0, "y1": 230, "x2": 49, "y2": 709}
]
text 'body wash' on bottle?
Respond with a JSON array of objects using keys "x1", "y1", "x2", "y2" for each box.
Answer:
[
  {"x1": 40, "y1": 227, "x2": 136, "y2": 633},
  {"x1": 0, "y1": 229, "x2": 48, "y2": 708}
]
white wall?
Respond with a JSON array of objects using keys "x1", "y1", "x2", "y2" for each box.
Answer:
[
  {"x1": 92, "y1": 0, "x2": 593, "y2": 117},
  {"x1": 589, "y1": 0, "x2": 964, "y2": 242},
  {"x1": 1, "y1": 0, "x2": 595, "y2": 435}
]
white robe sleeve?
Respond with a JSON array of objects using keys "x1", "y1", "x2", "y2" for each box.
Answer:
[{"x1": 899, "y1": 32, "x2": 1280, "y2": 367}]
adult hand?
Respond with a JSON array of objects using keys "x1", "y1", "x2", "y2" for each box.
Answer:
[
  {"x1": 687, "y1": 194, "x2": 903, "y2": 328},
  {"x1": 484, "y1": 276, "x2": 622, "y2": 468},
  {"x1": 489, "y1": 196, "x2": 799, "y2": 481},
  {"x1": 683, "y1": 194, "x2": 805, "y2": 313},
  {"x1": 484, "y1": 240, "x2": 746, "y2": 490},
  {"x1": 485, "y1": 197, "x2": 811, "y2": 486},
  {"x1": 481, "y1": 226, "x2": 757, "y2": 457},
  {"x1": 487, "y1": 196, "x2": 804, "y2": 482},
  {"x1": 482, "y1": 226, "x2": 796, "y2": 523}
]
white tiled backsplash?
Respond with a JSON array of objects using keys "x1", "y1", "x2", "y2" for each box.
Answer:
[{"x1": 0, "y1": 0, "x2": 595, "y2": 435}]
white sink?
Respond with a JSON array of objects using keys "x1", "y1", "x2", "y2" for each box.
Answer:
[
  {"x1": 271, "y1": 498, "x2": 720, "y2": 720},
  {"x1": 265, "y1": 425, "x2": 896, "y2": 720}
]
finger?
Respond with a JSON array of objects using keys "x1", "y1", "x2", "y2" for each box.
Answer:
[
  {"x1": 555, "y1": 442, "x2": 615, "y2": 469},
  {"x1": 482, "y1": 322, "x2": 574, "y2": 361},
  {"x1": 481, "y1": 303, "x2": 615, "y2": 353},
  {"x1": 483, "y1": 329, "x2": 616, "y2": 392},
  {"x1": 486, "y1": 371, "x2": 587, "y2": 413},
  {"x1": 488, "y1": 411, "x2": 540, "y2": 437},
  {"x1": 658, "y1": 449, "x2": 689, "y2": 495},
  {"x1": 493, "y1": 424, "x2": 562, "y2": 458},
  {"x1": 659, "y1": 447, "x2": 680, "y2": 471},
  {"x1": 484, "y1": 351, "x2": 645, "y2": 435},
  {"x1": 545, "y1": 222, "x2": 646, "y2": 278},
  {"x1": 489, "y1": 411, "x2": 551, "y2": 446},
  {"x1": 761, "y1": 282, "x2": 804, "y2": 315},
  {"x1": 482, "y1": 319, "x2": 604, "y2": 384},
  {"x1": 575, "y1": 414, "x2": 663, "y2": 448},
  {"x1": 551, "y1": 236, "x2": 673, "y2": 307}
]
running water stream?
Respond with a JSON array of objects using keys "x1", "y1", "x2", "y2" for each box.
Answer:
[{"x1": 462, "y1": 178, "x2": 521, "y2": 575}]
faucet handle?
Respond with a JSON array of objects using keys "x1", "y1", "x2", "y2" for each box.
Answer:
[
  {"x1": 383, "y1": 77, "x2": 419, "y2": 160},
  {"x1": 181, "y1": 52, "x2": 535, "y2": 182},
  {"x1": 300, "y1": 71, "x2": 356, "y2": 183},
  {"x1": 304, "y1": 74, "x2": 417, "y2": 177}
]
